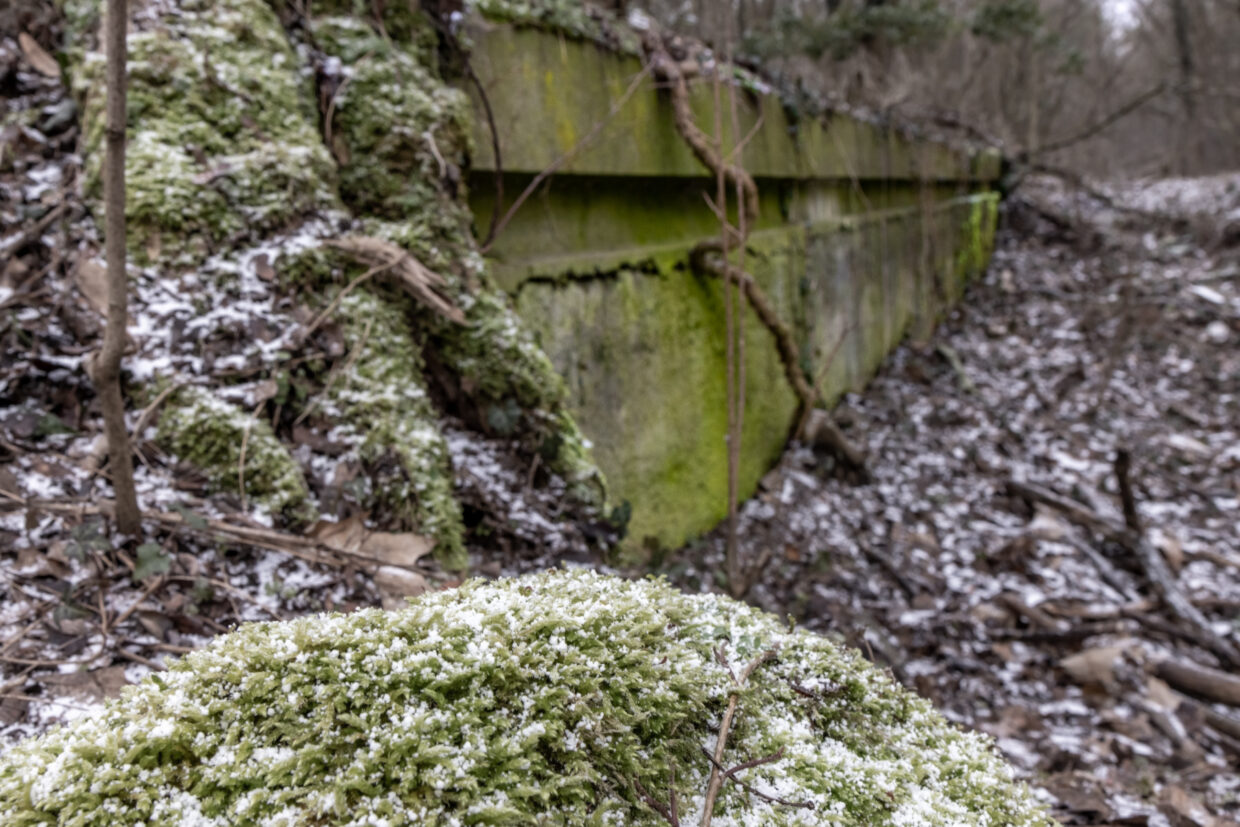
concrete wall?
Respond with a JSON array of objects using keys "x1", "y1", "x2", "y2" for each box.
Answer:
[{"x1": 465, "y1": 23, "x2": 1001, "y2": 554}]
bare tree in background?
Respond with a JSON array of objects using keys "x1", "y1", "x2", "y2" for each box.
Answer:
[
  {"x1": 96, "y1": 0, "x2": 141, "y2": 535},
  {"x1": 642, "y1": 0, "x2": 1240, "y2": 179}
]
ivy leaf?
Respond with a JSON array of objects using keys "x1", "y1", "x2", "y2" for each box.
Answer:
[
  {"x1": 171, "y1": 502, "x2": 208, "y2": 530},
  {"x1": 133, "y1": 542, "x2": 172, "y2": 581}
]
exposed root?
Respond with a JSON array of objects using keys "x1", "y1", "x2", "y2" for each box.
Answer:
[
  {"x1": 648, "y1": 46, "x2": 758, "y2": 232},
  {"x1": 324, "y1": 236, "x2": 465, "y2": 324},
  {"x1": 690, "y1": 242, "x2": 868, "y2": 473}
]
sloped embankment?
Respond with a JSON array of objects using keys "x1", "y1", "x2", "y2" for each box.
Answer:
[{"x1": 62, "y1": 0, "x2": 607, "y2": 568}]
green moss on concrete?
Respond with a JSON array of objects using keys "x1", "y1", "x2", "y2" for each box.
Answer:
[
  {"x1": 955, "y1": 192, "x2": 1000, "y2": 286},
  {"x1": 0, "y1": 569, "x2": 1052, "y2": 826},
  {"x1": 327, "y1": 289, "x2": 467, "y2": 570},
  {"x1": 66, "y1": 0, "x2": 340, "y2": 266},
  {"x1": 517, "y1": 263, "x2": 798, "y2": 556},
  {"x1": 156, "y1": 386, "x2": 315, "y2": 523},
  {"x1": 466, "y1": 0, "x2": 642, "y2": 54}
]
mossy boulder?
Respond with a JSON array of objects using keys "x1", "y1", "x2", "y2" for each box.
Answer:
[
  {"x1": 66, "y1": 0, "x2": 340, "y2": 267},
  {"x1": 0, "y1": 570, "x2": 1052, "y2": 826},
  {"x1": 156, "y1": 386, "x2": 315, "y2": 523},
  {"x1": 326, "y1": 288, "x2": 466, "y2": 568}
]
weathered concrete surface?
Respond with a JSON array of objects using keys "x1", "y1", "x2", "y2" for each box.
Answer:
[{"x1": 465, "y1": 23, "x2": 1000, "y2": 554}]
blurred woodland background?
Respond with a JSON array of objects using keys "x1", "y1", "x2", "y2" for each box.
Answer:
[{"x1": 637, "y1": 0, "x2": 1240, "y2": 179}]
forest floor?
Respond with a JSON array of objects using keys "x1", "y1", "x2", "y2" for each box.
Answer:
[
  {"x1": 4, "y1": 22, "x2": 1240, "y2": 827},
  {"x1": 672, "y1": 176, "x2": 1240, "y2": 826}
]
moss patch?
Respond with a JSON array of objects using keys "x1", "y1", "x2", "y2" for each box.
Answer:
[
  {"x1": 0, "y1": 570, "x2": 1052, "y2": 826},
  {"x1": 156, "y1": 386, "x2": 315, "y2": 523},
  {"x1": 326, "y1": 288, "x2": 466, "y2": 569},
  {"x1": 66, "y1": 0, "x2": 340, "y2": 267}
]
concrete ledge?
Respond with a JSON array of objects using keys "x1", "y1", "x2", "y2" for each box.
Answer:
[
  {"x1": 464, "y1": 23, "x2": 1002, "y2": 553},
  {"x1": 466, "y1": 24, "x2": 1002, "y2": 183}
]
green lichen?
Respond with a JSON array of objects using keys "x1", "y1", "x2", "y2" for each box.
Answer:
[
  {"x1": 66, "y1": 0, "x2": 340, "y2": 266},
  {"x1": 0, "y1": 570, "x2": 1052, "y2": 826},
  {"x1": 156, "y1": 386, "x2": 315, "y2": 523},
  {"x1": 326, "y1": 288, "x2": 467, "y2": 570}
]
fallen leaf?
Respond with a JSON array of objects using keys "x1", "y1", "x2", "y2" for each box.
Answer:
[
  {"x1": 1061, "y1": 642, "x2": 1134, "y2": 689},
  {"x1": 310, "y1": 515, "x2": 431, "y2": 567},
  {"x1": 74, "y1": 258, "x2": 108, "y2": 316},
  {"x1": 374, "y1": 565, "x2": 428, "y2": 610},
  {"x1": 1161, "y1": 784, "x2": 1217, "y2": 827},
  {"x1": 1152, "y1": 529, "x2": 1184, "y2": 573},
  {"x1": 364, "y1": 532, "x2": 432, "y2": 568},
  {"x1": 251, "y1": 378, "x2": 280, "y2": 406},
  {"x1": 18, "y1": 33, "x2": 60, "y2": 78},
  {"x1": 0, "y1": 694, "x2": 28, "y2": 726},
  {"x1": 253, "y1": 253, "x2": 276, "y2": 281},
  {"x1": 41, "y1": 666, "x2": 130, "y2": 705},
  {"x1": 310, "y1": 513, "x2": 368, "y2": 554},
  {"x1": 1145, "y1": 675, "x2": 1181, "y2": 712},
  {"x1": 1027, "y1": 505, "x2": 1070, "y2": 541}
]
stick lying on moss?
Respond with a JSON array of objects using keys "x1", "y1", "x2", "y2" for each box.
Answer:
[{"x1": 325, "y1": 236, "x2": 465, "y2": 324}]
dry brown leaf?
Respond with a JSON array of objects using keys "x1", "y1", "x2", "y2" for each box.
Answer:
[
  {"x1": 363, "y1": 532, "x2": 432, "y2": 568},
  {"x1": 374, "y1": 565, "x2": 429, "y2": 610},
  {"x1": 253, "y1": 253, "x2": 276, "y2": 282},
  {"x1": 251, "y1": 378, "x2": 280, "y2": 406},
  {"x1": 1161, "y1": 784, "x2": 1217, "y2": 827},
  {"x1": 41, "y1": 666, "x2": 130, "y2": 704},
  {"x1": 1027, "y1": 505, "x2": 1070, "y2": 541},
  {"x1": 310, "y1": 513, "x2": 368, "y2": 554},
  {"x1": 0, "y1": 694, "x2": 28, "y2": 726},
  {"x1": 18, "y1": 33, "x2": 60, "y2": 78},
  {"x1": 74, "y1": 258, "x2": 108, "y2": 316},
  {"x1": 1145, "y1": 675, "x2": 1181, "y2": 712},
  {"x1": 1061, "y1": 642, "x2": 1133, "y2": 688},
  {"x1": 310, "y1": 515, "x2": 432, "y2": 568},
  {"x1": 1153, "y1": 529, "x2": 1185, "y2": 573}
]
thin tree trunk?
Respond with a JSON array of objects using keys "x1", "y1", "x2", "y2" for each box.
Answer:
[{"x1": 97, "y1": 0, "x2": 142, "y2": 536}]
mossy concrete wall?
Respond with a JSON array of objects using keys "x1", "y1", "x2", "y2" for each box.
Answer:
[{"x1": 465, "y1": 24, "x2": 1001, "y2": 554}]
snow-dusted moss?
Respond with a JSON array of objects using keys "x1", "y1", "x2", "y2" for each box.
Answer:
[
  {"x1": 436, "y1": 289, "x2": 607, "y2": 507},
  {"x1": 0, "y1": 569, "x2": 1051, "y2": 826},
  {"x1": 157, "y1": 386, "x2": 315, "y2": 523},
  {"x1": 311, "y1": 14, "x2": 473, "y2": 264},
  {"x1": 326, "y1": 288, "x2": 466, "y2": 569},
  {"x1": 66, "y1": 0, "x2": 340, "y2": 266}
]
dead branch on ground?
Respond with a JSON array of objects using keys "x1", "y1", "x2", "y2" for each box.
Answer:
[
  {"x1": 1154, "y1": 658, "x2": 1240, "y2": 708},
  {"x1": 1007, "y1": 479, "x2": 1240, "y2": 668}
]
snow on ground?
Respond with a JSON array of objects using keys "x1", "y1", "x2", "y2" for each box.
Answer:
[{"x1": 672, "y1": 176, "x2": 1240, "y2": 824}]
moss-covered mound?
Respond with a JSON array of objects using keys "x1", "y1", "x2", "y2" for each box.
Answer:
[
  {"x1": 0, "y1": 570, "x2": 1050, "y2": 826},
  {"x1": 57, "y1": 0, "x2": 608, "y2": 567}
]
